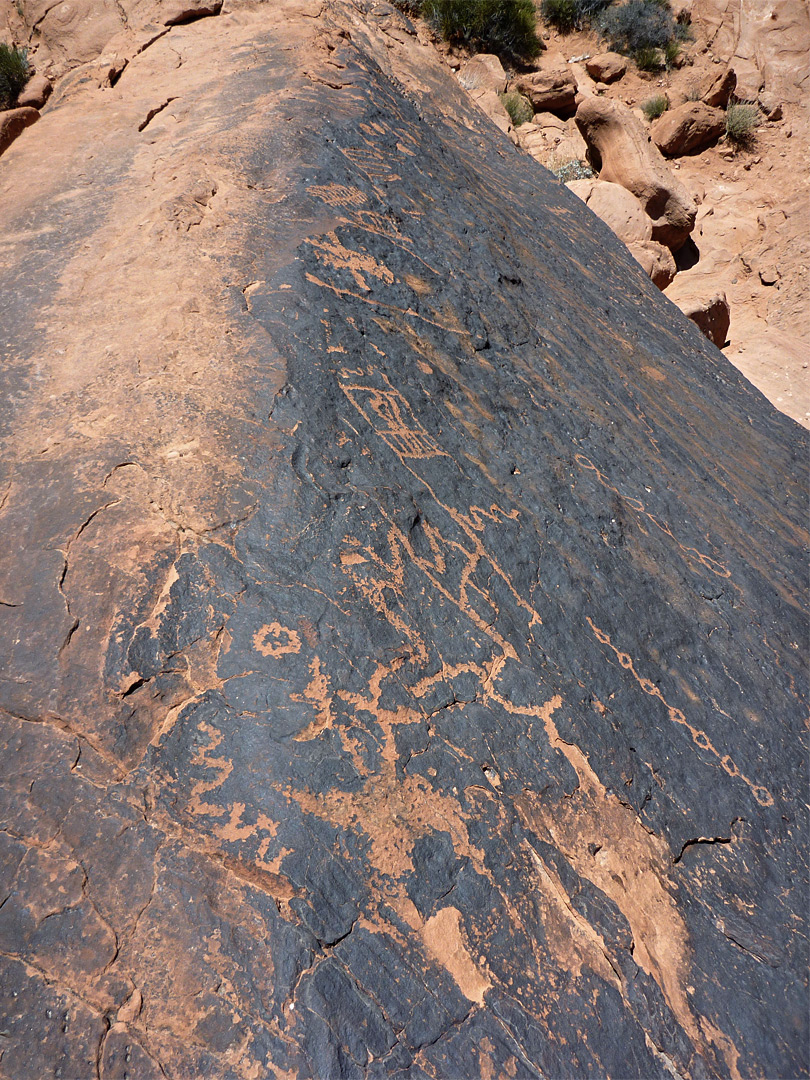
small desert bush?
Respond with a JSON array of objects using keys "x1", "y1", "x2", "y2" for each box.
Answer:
[
  {"x1": 549, "y1": 156, "x2": 594, "y2": 182},
  {"x1": 597, "y1": 0, "x2": 677, "y2": 55},
  {"x1": 725, "y1": 101, "x2": 759, "y2": 146},
  {"x1": 421, "y1": 0, "x2": 544, "y2": 63},
  {"x1": 663, "y1": 39, "x2": 680, "y2": 68},
  {"x1": 641, "y1": 93, "x2": 668, "y2": 120},
  {"x1": 500, "y1": 90, "x2": 534, "y2": 126},
  {"x1": 539, "y1": 0, "x2": 611, "y2": 32},
  {"x1": 392, "y1": 0, "x2": 423, "y2": 12},
  {"x1": 0, "y1": 42, "x2": 29, "y2": 109}
]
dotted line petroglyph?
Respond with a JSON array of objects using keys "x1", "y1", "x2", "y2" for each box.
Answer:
[{"x1": 585, "y1": 616, "x2": 773, "y2": 808}]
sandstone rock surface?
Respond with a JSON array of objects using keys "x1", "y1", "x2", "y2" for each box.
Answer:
[
  {"x1": 691, "y1": 0, "x2": 810, "y2": 104},
  {"x1": 576, "y1": 96, "x2": 698, "y2": 251},
  {"x1": 29, "y1": 0, "x2": 123, "y2": 74},
  {"x1": 651, "y1": 101, "x2": 726, "y2": 156},
  {"x1": 0, "y1": 2, "x2": 806, "y2": 1079}
]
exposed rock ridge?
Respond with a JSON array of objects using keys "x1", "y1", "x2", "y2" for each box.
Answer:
[{"x1": 0, "y1": 2, "x2": 807, "y2": 1078}]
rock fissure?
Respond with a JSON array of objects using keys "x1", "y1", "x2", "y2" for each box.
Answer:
[{"x1": 138, "y1": 98, "x2": 178, "y2": 133}]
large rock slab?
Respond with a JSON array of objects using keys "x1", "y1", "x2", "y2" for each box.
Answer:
[
  {"x1": 576, "y1": 96, "x2": 698, "y2": 251},
  {"x1": 0, "y1": 2, "x2": 806, "y2": 1079}
]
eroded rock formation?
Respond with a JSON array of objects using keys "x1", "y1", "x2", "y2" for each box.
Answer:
[{"x1": 0, "y1": 2, "x2": 807, "y2": 1078}]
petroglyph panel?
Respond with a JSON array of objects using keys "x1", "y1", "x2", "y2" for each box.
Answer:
[{"x1": 0, "y1": 2, "x2": 806, "y2": 1078}]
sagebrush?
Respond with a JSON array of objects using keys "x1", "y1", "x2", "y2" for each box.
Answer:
[
  {"x1": 597, "y1": 0, "x2": 677, "y2": 55},
  {"x1": 641, "y1": 93, "x2": 668, "y2": 120},
  {"x1": 663, "y1": 40, "x2": 681, "y2": 68},
  {"x1": 634, "y1": 46, "x2": 663, "y2": 71}
]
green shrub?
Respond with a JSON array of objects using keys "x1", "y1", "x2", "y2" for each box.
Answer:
[
  {"x1": 0, "y1": 42, "x2": 29, "y2": 109},
  {"x1": 725, "y1": 101, "x2": 759, "y2": 146},
  {"x1": 540, "y1": 0, "x2": 611, "y2": 32},
  {"x1": 641, "y1": 93, "x2": 668, "y2": 120},
  {"x1": 500, "y1": 90, "x2": 534, "y2": 126},
  {"x1": 634, "y1": 46, "x2": 663, "y2": 70},
  {"x1": 421, "y1": 0, "x2": 543, "y2": 63},
  {"x1": 392, "y1": 0, "x2": 424, "y2": 13},
  {"x1": 597, "y1": 0, "x2": 677, "y2": 55}
]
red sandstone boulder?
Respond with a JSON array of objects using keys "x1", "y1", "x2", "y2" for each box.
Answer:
[
  {"x1": 457, "y1": 54, "x2": 507, "y2": 95},
  {"x1": 567, "y1": 178, "x2": 652, "y2": 245},
  {"x1": 700, "y1": 66, "x2": 737, "y2": 108},
  {"x1": 627, "y1": 240, "x2": 677, "y2": 289},
  {"x1": 514, "y1": 68, "x2": 577, "y2": 114},
  {"x1": 651, "y1": 101, "x2": 725, "y2": 157},
  {"x1": 585, "y1": 53, "x2": 627, "y2": 84},
  {"x1": 668, "y1": 285, "x2": 731, "y2": 346},
  {"x1": 0, "y1": 107, "x2": 39, "y2": 158}
]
